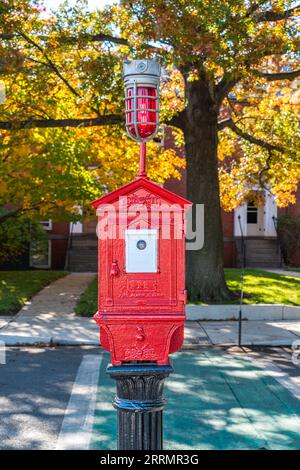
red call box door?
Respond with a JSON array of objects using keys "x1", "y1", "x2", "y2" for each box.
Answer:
[
  {"x1": 92, "y1": 177, "x2": 192, "y2": 315},
  {"x1": 102, "y1": 224, "x2": 184, "y2": 313}
]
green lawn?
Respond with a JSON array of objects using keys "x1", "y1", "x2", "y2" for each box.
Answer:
[
  {"x1": 74, "y1": 275, "x2": 98, "y2": 317},
  {"x1": 0, "y1": 270, "x2": 66, "y2": 315},
  {"x1": 224, "y1": 269, "x2": 300, "y2": 306},
  {"x1": 75, "y1": 269, "x2": 300, "y2": 316}
]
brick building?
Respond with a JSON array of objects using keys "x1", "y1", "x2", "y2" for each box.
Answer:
[{"x1": 13, "y1": 131, "x2": 300, "y2": 272}]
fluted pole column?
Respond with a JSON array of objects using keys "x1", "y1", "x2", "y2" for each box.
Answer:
[{"x1": 107, "y1": 363, "x2": 173, "y2": 450}]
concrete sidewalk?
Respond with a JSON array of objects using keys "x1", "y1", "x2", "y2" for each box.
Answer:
[
  {"x1": 262, "y1": 268, "x2": 300, "y2": 278},
  {"x1": 0, "y1": 273, "x2": 97, "y2": 345},
  {"x1": 199, "y1": 320, "x2": 300, "y2": 346},
  {"x1": 1, "y1": 272, "x2": 300, "y2": 347},
  {"x1": 1, "y1": 314, "x2": 300, "y2": 348}
]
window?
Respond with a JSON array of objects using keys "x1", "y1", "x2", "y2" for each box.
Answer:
[
  {"x1": 247, "y1": 202, "x2": 258, "y2": 224},
  {"x1": 40, "y1": 220, "x2": 52, "y2": 231},
  {"x1": 30, "y1": 239, "x2": 51, "y2": 268}
]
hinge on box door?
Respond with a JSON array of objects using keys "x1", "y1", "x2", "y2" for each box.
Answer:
[{"x1": 178, "y1": 289, "x2": 187, "y2": 303}]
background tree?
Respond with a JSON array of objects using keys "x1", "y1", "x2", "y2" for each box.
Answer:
[
  {"x1": 0, "y1": 0, "x2": 299, "y2": 300},
  {"x1": 0, "y1": 0, "x2": 183, "y2": 222},
  {"x1": 115, "y1": 0, "x2": 300, "y2": 301},
  {"x1": 218, "y1": 79, "x2": 300, "y2": 210}
]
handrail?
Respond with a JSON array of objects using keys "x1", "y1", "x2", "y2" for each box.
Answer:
[
  {"x1": 64, "y1": 221, "x2": 74, "y2": 271},
  {"x1": 237, "y1": 215, "x2": 246, "y2": 268},
  {"x1": 272, "y1": 215, "x2": 284, "y2": 268}
]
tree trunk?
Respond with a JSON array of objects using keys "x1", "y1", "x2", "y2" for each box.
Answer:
[{"x1": 182, "y1": 78, "x2": 233, "y2": 301}]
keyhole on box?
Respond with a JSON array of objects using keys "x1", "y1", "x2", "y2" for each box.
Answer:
[
  {"x1": 136, "y1": 240, "x2": 147, "y2": 250},
  {"x1": 136, "y1": 326, "x2": 145, "y2": 342}
]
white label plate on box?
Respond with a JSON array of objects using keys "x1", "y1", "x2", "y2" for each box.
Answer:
[{"x1": 125, "y1": 229, "x2": 158, "y2": 273}]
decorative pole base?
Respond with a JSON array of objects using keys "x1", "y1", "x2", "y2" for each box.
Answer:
[{"x1": 107, "y1": 363, "x2": 173, "y2": 450}]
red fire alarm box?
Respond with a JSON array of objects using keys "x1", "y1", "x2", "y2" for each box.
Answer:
[{"x1": 92, "y1": 176, "x2": 192, "y2": 365}]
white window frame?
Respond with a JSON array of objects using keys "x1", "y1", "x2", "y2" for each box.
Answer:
[
  {"x1": 29, "y1": 240, "x2": 51, "y2": 269},
  {"x1": 40, "y1": 220, "x2": 52, "y2": 231}
]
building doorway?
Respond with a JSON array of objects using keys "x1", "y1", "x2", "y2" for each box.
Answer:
[
  {"x1": 246, "y1": 200, "x2": 264, "y2": 236},
  {"x1": 234, "y1": 190, "x2": 277, "y2": 238}
]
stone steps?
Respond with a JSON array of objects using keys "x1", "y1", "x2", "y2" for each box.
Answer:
[
  {"x1": 68, "y1": 234, "x2": 98, "y2": 272},
  {"x1": 235, "y1": 238, "x2": 282, "y2": 268}
]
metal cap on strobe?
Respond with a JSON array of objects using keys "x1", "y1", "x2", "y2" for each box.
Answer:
[{"x1": 123, "y1": 60, "x2": 161, "y2": 87}]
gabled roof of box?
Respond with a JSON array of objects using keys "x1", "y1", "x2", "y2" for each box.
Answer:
[{"x1": 91, "y1": 177, "x2": 192, "y2": 210}]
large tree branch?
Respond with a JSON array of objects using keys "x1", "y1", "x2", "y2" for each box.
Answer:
[
  {"x1": 254, "y1": 69, "x2": 300, "y2": 81},
  {"x1": 244, "y1": 2, "x2": 269, "y2": 18},
  {"x1": 215, "y1": 77, "x2": 240, "y2": 104},
  {"x1": 218, "y1": 118, "x2": 232, "y2": 131},
  {"x1": 215, "y1": 62, "x2": 300, "y2": 105},
  {"x1": 258, "y1": 149, "x2": 274, "y2": 189},
  {"x1": 15, "y1": 30, "x2": 105, "y2": 116},
  {"x1": 0, "y1": 111, "x2": 187, "y2": 132},
  {"x1": 0, "y1": 31, "x2": 159, "y2": 50},
  {"x1": 0, "y1": 203, "x2": 43, "y2": 224},
  {"x1": 0, "y1": 32, "x2": 128, "y2": 45},
  {"x1": 0, "y1": 115, "x2": 122, "y2": 130},
  {"x1": 218, "y1": 118, "x2": 285, "y2": 153},
  {"x1": 215, "y1": 67, "x2": 300, "y2": 108},
  {"x1": 164, "y1": 109, "x2": 187, "y2": 130},
  {"x1": 254, "y1": 5, "x2": 299, "y2": 22},
  {"x1": 17, "y1": 30, "x2": 82, "y2": 99}
]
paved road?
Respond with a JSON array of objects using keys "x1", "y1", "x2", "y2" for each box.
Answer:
[
  {"x1": 0, "y1": 346, "x2": 99, "y2": 450},
  {"x1": 0, "y1": 346, "x2": 299, "y2": 450}
]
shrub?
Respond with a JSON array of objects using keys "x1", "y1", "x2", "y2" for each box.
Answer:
[
  {"x1": 277, "y1": 215, "x2": 300, "y2": 265},
  {"x1": 0, "y1": 209, "x2": 47, "y2": 264}
]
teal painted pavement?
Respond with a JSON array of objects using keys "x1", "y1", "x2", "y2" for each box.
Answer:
[{"x1": 90, "y1": 350, "x2": 300, "y2": 450}]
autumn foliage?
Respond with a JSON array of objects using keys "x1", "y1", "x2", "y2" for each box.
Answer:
[{"x1": 0, "y1": 0, "x2": 299, "y2": 298}]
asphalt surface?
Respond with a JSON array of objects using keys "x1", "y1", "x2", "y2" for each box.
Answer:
[
  {"x1": 91, "y1": 347, "x2": 300, "y2": 450},
  {"x1": 0, "y1": 346, "x2": 299, "y2": 450},
  {"x1": 0, "y1": 346, "x2": 99, "y2": 450}
]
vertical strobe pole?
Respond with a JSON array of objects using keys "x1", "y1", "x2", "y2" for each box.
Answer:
[{"x1": 138, "y1": 141, "x2": 147, "y2": 177}]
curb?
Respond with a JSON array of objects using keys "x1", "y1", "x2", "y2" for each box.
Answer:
[
  {"x1": 0, "y1": 334, "x2": 297, "y2": 348},
  {"x1": 186, "y1": 304, "x2": 300, "y2": 321},
  {"x1": 208, "y1": 340, "x2": 298, "y2": 347},
  {"x1": 0, "y1": 335, "x2": 99, "y2": 347},
  {"x1": 0, "y1": 335, "x2": 52, "y2": 346}
]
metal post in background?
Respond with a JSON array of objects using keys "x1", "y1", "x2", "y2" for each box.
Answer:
[{"x1": 237, "y1": 215, "x2": 245, "y2": 347}]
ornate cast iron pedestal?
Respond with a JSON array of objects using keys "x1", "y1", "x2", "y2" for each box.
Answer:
[{"x1": 107, "y1": 363, "x2": 173, "y2": 450}]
